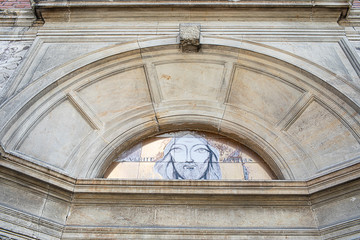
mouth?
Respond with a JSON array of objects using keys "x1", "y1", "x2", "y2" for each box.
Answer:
[{"x1": 183, "y1": 165, "x2": 197, "y2": 170}]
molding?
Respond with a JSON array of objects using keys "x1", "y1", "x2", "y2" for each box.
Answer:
[
  {"x1": 0, "y1": 205, "x2": 63, "y2": 239},
  {"x1": 33, "y1": 1, "x2": 350, "y2": 24},
  {"x1": 1, "y1": 146, "x2": 360, "y2": 196},
  {"x1": 34, "y1": 0, "x2": 350, "y2": 8},
  {"x1": 0, "y1": 206, "x2": 64, "y2": 233},
  {"x1": 144, "y1": 62, "x2": 162, "y2": 104},
  {"x1": 0, "y1": 28, "x2": 37, "y2": 42},
  {"x1": 0, "y1": 228, "x2": 35, "y2": 240},
  {"x1": 1, "y1": 151, "x2": 359, "y2": 239},
  {"x1": 0, "y1": 147, "x2": 76, "y2": 192},
  {"x1": 67, "y1": 92, "x2": 103, "y2": 131},
  {"x1": 339, "y1": 37, "x2": 360, "y2": 79},
  {"x1": 319, "y1": 218, "x2": 360, "y2": 238},
  {"x1": 278, "y1": 92, "x2": 313, "y2": 131},
  {"x1": 342, "y1": 8, "x2": 360, "y2": 26},
  {"x1": 61, "y1": 226, "x2": 321, "y2": 238},
  {"x1": 0, "y1": 9, "x2": 36, "y2": 28},
  {"x1": 35, "y1": 25, "x2": 347, "y2": 42}
]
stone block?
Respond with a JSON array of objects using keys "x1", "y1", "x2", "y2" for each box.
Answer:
[{"x1": 179, "y1": 23, "x2": 201, "y2": 52}]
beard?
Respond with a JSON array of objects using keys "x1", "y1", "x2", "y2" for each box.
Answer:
[{"x1": 173, "y1": 159, "x2": 210, "y2": 179}]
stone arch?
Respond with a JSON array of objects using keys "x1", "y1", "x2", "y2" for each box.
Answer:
[{"x1": 0, "y1": 36, "x2": 359, "y2": 180}]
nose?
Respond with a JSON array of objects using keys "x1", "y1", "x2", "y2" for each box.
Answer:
[{"x1": 185, "y1": 149, "x2": 194, "y2": 163}]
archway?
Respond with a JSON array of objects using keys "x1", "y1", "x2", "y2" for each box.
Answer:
[{"x1": 0, "y1": 37, "x2": 359, "y2": 180}]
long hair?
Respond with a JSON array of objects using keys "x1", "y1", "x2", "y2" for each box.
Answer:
[{"x1": 154, "y1": 132, "x2": 221, "y2": 180}]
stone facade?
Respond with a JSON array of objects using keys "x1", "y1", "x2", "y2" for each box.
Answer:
[{"x1": 0, "y1": 0, "x2": 360, "y2": 239}]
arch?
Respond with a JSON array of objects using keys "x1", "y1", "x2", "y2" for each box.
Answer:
[{"x1": 0, "y1": 37, "x2": 359, "y2": 180}]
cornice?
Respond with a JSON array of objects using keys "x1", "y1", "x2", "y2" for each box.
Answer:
[
  {"x1": 1, "y1": 147, "x2": 359, "y2": 239},
  {"x1": 33, "y1": 0, "x2": 350, "y2": 8},
  {"x1": 1, "y1": 146, "x2": 360, "y2": 197},
  {"x1": 31, "y1": 0, "x2": 351, "y2": 23},
  {"x1": 0, "y1": 9, "x2": 36, "y2": 27}
]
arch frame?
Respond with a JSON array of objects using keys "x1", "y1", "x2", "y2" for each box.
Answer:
[{"x1": 0, "y1": 36, "x2": 359, "y2": 180}]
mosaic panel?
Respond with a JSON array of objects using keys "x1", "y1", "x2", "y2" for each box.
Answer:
[{"x1": 105, "y1": 131, "x2": 276, "y2": 180}]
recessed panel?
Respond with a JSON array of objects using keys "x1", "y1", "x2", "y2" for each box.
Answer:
[
  {"x1": 287, "y1": 101, "x2": 360, "y2": 171},
  {"x1": 228, "y1": 67, "x2": 303, "y2": 124},
  {"x1": 78, "y1": 67, "x2": 151, "y2": 122},
  {"x1": 18, "y1": 100, "x2": 93, "y2": 169},
  {"x1": 104, "y1": 131, "x2": 276, "y2": 180},
  {"x1": 156, "y1": 62, "x2": 224, "y2": 101}
]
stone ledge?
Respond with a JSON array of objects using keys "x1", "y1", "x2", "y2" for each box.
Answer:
[
  {"x1": 33, "y1": 0, "x2": 350, "y2": 8},
  {"x1": 0, "y1": 9, "x2": 36, "y2": 27},
  {"x1": 32, "y1": 0, "x2": 350, "y2": 23},
  {"x1": 1, "y1": 146, "x2": 360, "y2": 197}
]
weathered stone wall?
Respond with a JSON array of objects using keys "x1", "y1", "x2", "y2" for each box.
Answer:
[{"x1": 0, "y1": 1, "x2": 360, "y2": 239}]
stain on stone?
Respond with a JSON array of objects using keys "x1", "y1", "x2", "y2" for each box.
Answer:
[{"x1": 161, "y1": 74, "x2": 171, "y2": 80}]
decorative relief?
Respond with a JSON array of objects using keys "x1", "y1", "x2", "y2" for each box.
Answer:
[
  {"x1": 0, "y1": 41, "x2": 30, "y2": 96},
  {"x1": 104, "y1": 131, "x2": 276, "y2": 180}
]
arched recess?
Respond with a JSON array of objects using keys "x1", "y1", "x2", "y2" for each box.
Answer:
[{"x1": 0, "y1": 36, "x2": 359, "y2": 180}]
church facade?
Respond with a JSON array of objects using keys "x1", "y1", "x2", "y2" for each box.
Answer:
[{"x1": 0, "y1": 0, "x2": 360, "y2": 239}]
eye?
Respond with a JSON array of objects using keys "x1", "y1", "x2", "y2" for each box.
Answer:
[
  {"x1": 171, "y1": 147, "x2": 183, "y2": 153},
  {"x1": 194, "y1": 148, "x2": 208, "y2": 153}
]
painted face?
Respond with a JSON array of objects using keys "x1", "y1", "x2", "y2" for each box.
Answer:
[{"x1": 169, "y1": 134, "x2": 211, "y2": 179}]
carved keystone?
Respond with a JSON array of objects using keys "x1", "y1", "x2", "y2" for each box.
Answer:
[{"x1": 179, "y1": 23, "x2": 201, "y2": 53}]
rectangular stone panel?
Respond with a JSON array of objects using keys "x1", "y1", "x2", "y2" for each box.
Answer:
[
  {"x1": 66, "y1": 204, "x2": 316, "y2": 229},
  {"x1": 0, "y1": 181, "x2": 46, "y2": 217},
  {"x1": 41, "y1": 196, "x2": 70, "y2": 225},
  {"x1": 18, "y1": 100, "x2": 93, "y2": 169},
  {"x1": 228, "y1": 66, "x2": 303, "y2": 124},
  {"x1": 155, "y1": 62, "x2": 225, "y2": 101},
  {"x1": 78, "y1": 67, "x2": 151, "y2": 122},
  {"x1": 31, "y1": 43, "x2": 112, "y2": 82},
  {"x1": 313, "y1": 192, "x2": 360, "y2": 229},
  {"x1": 287, "y1": 101, "x2": 360, "y2": 171}
]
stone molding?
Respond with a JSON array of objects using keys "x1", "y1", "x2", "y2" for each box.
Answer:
[
  {"x1": 0, "y1": 154, "x2": 360, "y2": 239},
  {"x1": 1, "y1": 145, "x2": 360, "y2": 196},
  {"x1": 33, "y1": 0, "x2": 351, "y2": 8},
  {"x1": 4, "y1": 36, "x2": 360, "y2": 112},
  {"x1": 0, "y1": 9, "x2": 35, "y2": 27},
  {"x1": 31, "y1": 0, "x2": 350, "y2": 24},
  {"x1": 339, "y1": 36, "x2": 360, "y2": 78}
]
